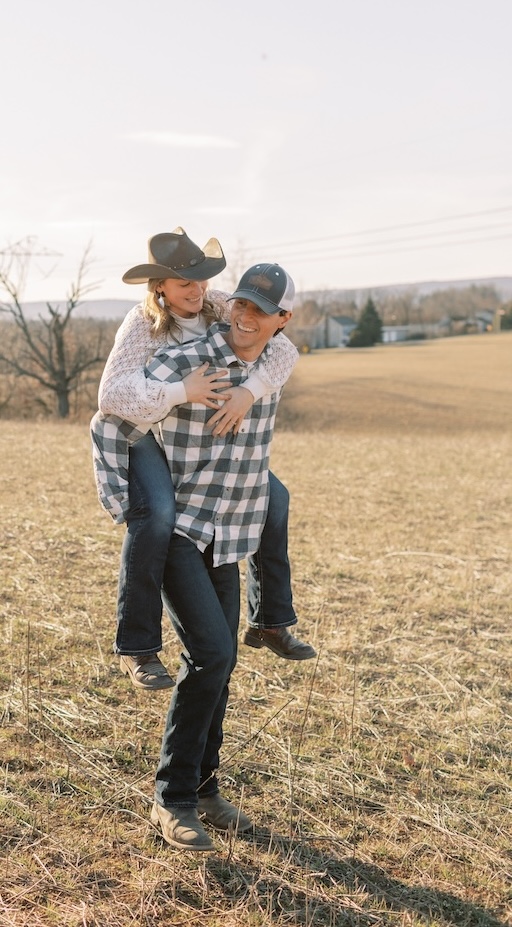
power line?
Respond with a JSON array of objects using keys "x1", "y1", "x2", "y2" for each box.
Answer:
[
  {"x1": 82, "y1": 206, "x2": 512, "y2": 276},
  {"x1": 247, "y1": 205, "x2": 512, "y2": 253},
  {"x1": 249, "y1": 221, "x2": 512, "y2": 263},
  {"x1": 276, "y1": 230, "x2": 512, "y2": 264}
]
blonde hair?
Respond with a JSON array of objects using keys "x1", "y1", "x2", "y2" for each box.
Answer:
[{"x1": 143, "y1": 279, "x2": 223, "y2": 342}]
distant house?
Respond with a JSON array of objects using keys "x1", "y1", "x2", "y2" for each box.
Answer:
[
  {"x1": 311, "y1": 315, "x2": 357, "y2": 348},
  {"x1": 308, "y1": 308, "x2": 497, "y2": 350},
  {"x1": 475, "y1": 310, "x2": 495, "y2": 332},
  {"x1": 438, "y1": 311, "x2": 495, "y2": 336},
  {"x1": 383, "y1": 322, "x2": 446, "y2": 341},
  {"x1": 381, "y1": 325, "x2": 411, "y2": 343}
]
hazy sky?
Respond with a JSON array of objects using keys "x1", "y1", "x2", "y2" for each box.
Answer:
[{"x1": 2, "y1": 0, "x2": 511, "y2": 302}]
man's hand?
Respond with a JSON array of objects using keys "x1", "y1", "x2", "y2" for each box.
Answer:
[
  {"x1": 208, "y1": 386, "x2": 255, "y2": 437},
  {"x1": 183, "y1": 363, "x2": 231, "y2": 407}
]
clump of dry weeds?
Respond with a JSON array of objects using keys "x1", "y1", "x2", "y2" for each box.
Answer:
[{"x1": 1, "y1": 334, "x2": 511, "y2": 926}]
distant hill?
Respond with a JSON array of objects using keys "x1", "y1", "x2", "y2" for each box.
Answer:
[
  {"x1": 8, "y1": 299, "x2": 134, "y2": 321},
  {"x1": 300, "y1": 275, "x2": 512, "y2": 303},
  {"x1": 6, "y1": 276, "x2": 512, "y2": 320}
]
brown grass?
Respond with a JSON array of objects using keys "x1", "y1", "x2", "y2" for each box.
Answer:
[
  {"x1": 278, "y1": 332, "x2": 512, "y2": 434},
  {"x1": 1, "y1": 333, "x2": 511, "y2": 926}
]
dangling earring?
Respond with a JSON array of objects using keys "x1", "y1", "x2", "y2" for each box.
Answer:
[{"x1": 156, "y1": 291, "x2": 165, "y2": 309}]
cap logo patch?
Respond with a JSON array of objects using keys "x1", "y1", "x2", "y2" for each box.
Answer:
[{"x1": 248, "y1": 273, "x2": 273, "y2": 291}]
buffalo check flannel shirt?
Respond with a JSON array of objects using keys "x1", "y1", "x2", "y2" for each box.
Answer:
[{"x1": 92, "y1": 322, "x2": 282, "y2": 566}]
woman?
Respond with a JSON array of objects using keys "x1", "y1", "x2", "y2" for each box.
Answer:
[{"x1": 91, "y1": 228, "x2": 316, "y2": 691}]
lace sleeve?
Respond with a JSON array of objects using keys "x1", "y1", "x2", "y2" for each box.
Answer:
[
  {"x1": 208, "y1": 288, "x2": 232, "y2": 321},
  {"x1": 256, "y1": 331, "x2": 299, "y2": 389},
  {"x1": 98, "y1": 305, "x2": 179, "y2": 422}
]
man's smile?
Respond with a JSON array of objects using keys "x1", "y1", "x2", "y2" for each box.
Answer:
[{"x1": 236, "y1": 320, "x2": 257, "y2": 333}]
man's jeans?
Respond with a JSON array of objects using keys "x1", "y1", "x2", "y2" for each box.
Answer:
[
  {"x1": 155, "y1": 536, "x2": 240, "y2": 807},
  {"x1": 114, "y1": 432, "x2": 297, "y2": 656}
]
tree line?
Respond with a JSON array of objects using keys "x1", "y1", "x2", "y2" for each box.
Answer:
[
  {"x1": 1, "y1": 243, "x2": 511, "y2": 419},
  {"x1": 286, "y1": 285, "x2": 512, "y2": 350}
]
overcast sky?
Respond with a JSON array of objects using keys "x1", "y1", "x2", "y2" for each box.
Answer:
[{"x1": 2, "y1": 0, "x2": 511, "y2": 302}]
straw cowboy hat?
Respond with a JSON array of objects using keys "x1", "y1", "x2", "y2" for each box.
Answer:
[{"x1": 122, "y1": 227, "x2": 226, "y2": 284}]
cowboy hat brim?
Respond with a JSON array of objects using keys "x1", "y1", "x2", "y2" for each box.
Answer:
[
  {"x1": 122, "y1": 233, "x2": 226, "y2": 284},
  {"x1": 123, "y1": 255, "x2": 227, "y2": 284},
  {"x1": 122, "y1": 255, "x2": 226, "y2": 284}
]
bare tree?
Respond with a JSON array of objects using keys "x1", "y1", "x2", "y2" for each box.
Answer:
[
  {"x1": 0, "y1": 241, "x2": 109, "y2": 417},
  {"x1": 378, "y1": 289, "x2": 418, "y2": 325},
  {"x1": 418, "y1": 284, "x2": 501, "y2": 326}
]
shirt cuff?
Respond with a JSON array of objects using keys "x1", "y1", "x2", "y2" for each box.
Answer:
[
  {"x1": 243, "y1": 370, "x2": 271, "y2": 401},
  {"x1": 161, "y1": 380, "x2": 188, "y2": 412}
]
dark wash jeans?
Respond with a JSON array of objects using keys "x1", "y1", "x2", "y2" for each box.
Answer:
[
  {"x1": 114, "y1": 432, "x2": 297, "y2": 656},
  {"x1": 155, "y1": 535, "x2": 240, "y2": 807}
]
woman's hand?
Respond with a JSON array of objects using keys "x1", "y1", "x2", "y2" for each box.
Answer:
[
  {"x1": 183, "y1": 363, "x2": 231, "y2": 407},
  {"x1": 207, "y1": 386, "x2": 255, "y2": 437}
]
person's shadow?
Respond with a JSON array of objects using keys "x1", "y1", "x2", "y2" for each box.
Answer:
[{"x1": 203, "y1": 830, "x2": 507, "y2": 926}]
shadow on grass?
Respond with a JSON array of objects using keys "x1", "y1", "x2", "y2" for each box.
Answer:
[{"x1": 203, "y1": 830, "x2": 507, "y2": 927}]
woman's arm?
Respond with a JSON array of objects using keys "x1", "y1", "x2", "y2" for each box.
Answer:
[
  {"x1": 98, "y1": 306, "x2": 184, "y2": 422},
  {"x1": 245, "y1": 330, "x2": 299, "y2": 395},
  {"x1": 98, "y1": 305, "x2": 230, "y2": 422}
]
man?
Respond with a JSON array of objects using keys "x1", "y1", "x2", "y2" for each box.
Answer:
[
  {"x1": 90, "y1": 247, "x2": 315, "y2": 686},
  {"x1": 146, "y1": 264, "x2": 304, "y2": 851}
]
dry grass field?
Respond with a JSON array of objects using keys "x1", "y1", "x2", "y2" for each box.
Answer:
[{"x1": 1, "y1": 332, "x2": 511, "y2": 927}]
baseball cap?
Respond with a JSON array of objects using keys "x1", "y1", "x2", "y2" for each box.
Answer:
[{"x1": 228, "y1": 263, "x2": 295, "y2": 315}]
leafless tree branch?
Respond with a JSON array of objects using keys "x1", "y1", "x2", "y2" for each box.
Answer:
[{"x1": 0, "y1": 240, "x2": 108, "y2": 417}]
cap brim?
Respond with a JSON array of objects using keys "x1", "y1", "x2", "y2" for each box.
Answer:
[
  {"x1": 227, "y1": 288, "x2": 283, "y2": 315},
  {"x1": 122, "y1": 255, "x2": 226, "y2": 285}
]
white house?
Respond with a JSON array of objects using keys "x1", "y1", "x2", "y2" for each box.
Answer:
[{"x1": 311, "y1": 315, "x2": 357, "y2": 348}]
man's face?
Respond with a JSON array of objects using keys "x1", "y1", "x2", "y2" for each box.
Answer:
[{"x1": 227, "y1": 299, "x2": 291, "y2": 360}]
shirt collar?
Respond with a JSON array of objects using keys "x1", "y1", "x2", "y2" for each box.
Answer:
[{"x1": 207, "y1": 321, "x2": 243, "y2": 367}]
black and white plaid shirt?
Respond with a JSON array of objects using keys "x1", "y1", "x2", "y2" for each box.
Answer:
[{"x1": 92, "y1": 322, "x2": 282, "y2": 566}]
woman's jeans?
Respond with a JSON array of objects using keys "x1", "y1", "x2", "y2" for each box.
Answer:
[
  {"x1": 155, "y1": 536, "x2": 239, "y2": 807},
  {"x1": 115, "y1": 432, "x2": 297, "y2": 656}
]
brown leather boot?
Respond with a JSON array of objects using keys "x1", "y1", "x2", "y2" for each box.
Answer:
[
  {"x1": 243, "y1": 627, "x2": 316, "y2": 660},
  {"x1": 119, "y1": 654, "x2": 175, "y2": 690},
  {"x1": 150, "y1": 802, "x2": 213, "y2": 851},
  {"x1": 198, "y1": 793, "x2": 253, "y2": 833}
]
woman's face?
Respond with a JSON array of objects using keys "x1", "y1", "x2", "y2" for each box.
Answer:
[{"x1": 158, "y1": 277, "x2": 208, "y2": 319}]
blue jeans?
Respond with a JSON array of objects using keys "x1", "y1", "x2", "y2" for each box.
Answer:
[
  {"x1": 155, "y1": 536, "x2": 240, "y2": 807},
  {"x1": 115, "y1": 434, "x2": 175, "y2": 655},
  {"x1": 246, "y1": 471, "x2": 296, "y2": 630},
  {"x1": 115, "y1": 432, "x2": 297, "y2": 655}
]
